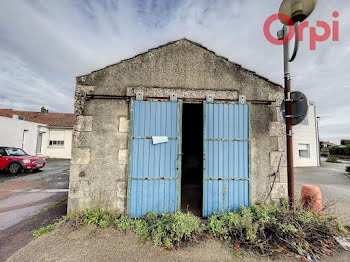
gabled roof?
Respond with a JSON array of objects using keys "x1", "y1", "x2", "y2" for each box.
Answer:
[
  {"x1": 0, "y1": 109, "x2": 76, "y2": 128},
  {"x1": 78, "y1": 38, "x2": 281, "y2": 88}
]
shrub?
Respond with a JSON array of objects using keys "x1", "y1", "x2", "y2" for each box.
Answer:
[
  {"x1": 205, "y1": 204, "x2": 349, "y2": 257},
  {"x1": 329, "y1": 145, "x2": 350, "y2": 156}
]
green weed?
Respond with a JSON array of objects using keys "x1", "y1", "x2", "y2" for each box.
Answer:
[
  {"x1": 33, "y1": 225, "x2": 56, "y2": 239},
  {"x1": 63, "y1": 203, "x2": 349, "y2": 257}
]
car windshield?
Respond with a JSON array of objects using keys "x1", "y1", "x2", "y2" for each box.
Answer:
[{"x1": 5, "y1": 148, "x2": 28, "y2": 156}]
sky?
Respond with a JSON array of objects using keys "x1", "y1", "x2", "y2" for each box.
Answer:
[{"x1": 0, "y1": 0, "x2": 349, "y2": 143}]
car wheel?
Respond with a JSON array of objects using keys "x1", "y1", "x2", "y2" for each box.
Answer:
[{"x1": 8, "y1": 163, "x2": 21, "y2": 174}]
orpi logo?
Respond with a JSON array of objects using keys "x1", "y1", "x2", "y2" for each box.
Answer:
[{"x1": 263, "y1": 11, "x2": 339, "y2": 50}]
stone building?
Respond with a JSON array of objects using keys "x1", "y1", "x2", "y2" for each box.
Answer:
[{"x1": 68, "y1": 39, "x2": 287, "y2": 217}]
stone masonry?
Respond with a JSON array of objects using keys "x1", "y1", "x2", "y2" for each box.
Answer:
[{"x1": 68, "y1": 39, "x2": 288, "y2": 214}]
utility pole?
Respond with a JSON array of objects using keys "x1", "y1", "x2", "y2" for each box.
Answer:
[
  {"x1": 278, "y1": 26, "x2": 295, "y2": 211},
  {"x1": 277, "y1": 0, "x2": 318, "y2": 212}
]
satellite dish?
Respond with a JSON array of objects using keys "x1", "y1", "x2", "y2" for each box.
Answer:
[{"x1": 280, "y1": 91, "x2": 308, "y2": 125}]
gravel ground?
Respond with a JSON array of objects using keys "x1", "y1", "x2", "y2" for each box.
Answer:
[{"x1": 6, "y1": 225, "x2": 350, "y2": 262}]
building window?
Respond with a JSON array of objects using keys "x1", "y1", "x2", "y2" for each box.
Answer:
[
  {"x1": 49, "y1": 140, "x2": 64, "y2": 146},
  {"x1": 298, "y1": 144, "x2": 310, "y2": 158},
  {"x1": 49, "y1": 130, "x2": 65, "y2": 147}
]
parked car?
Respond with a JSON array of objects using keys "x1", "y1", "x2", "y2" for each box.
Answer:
[{"x1": 0, "y1": 147, "x2": 46, "y2": 174}]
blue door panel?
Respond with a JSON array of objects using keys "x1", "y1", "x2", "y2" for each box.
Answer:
[
  {"x1": 203, "y1": 103, "x2": 250, "y2": 217},
  {"x1": 130, "y1": 180, "x2": 177, "y2": 216},
  {"x1": 128, "y1": 100, "x2": 180, "y2": 218},
  {"x1": 131, "y1": 139, "x2": 178, "y2": 179}
]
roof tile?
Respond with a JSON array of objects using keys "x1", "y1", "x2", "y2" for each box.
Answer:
[{"x1": 0, "y1": 109, "x2": 76, "y2": 127}]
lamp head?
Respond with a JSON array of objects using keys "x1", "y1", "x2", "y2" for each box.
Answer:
[{"x1": 279, "y1": 0, "x2": 318, "y2": 24}]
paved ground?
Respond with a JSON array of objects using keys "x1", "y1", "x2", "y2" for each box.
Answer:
[
  {"x1": 295, "y1": 159, "x2": 350, "y2": 222},
  {"x1": 4, "y1": 159, "x2": 350, "y2": 262},
  {"x1": 0, "y1": 159, "x2": 70, "y2": 262}
]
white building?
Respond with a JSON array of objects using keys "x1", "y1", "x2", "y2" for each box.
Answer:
[
  {"x1": 292, "y1": 102, "x2": 320, "y2": 167},
  {"x1": 0, "y1": 108, "x2": 75, "y2": 159}
]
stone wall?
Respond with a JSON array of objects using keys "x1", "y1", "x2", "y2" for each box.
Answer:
[{"x1": 68, "y1": 39, "x2": 287, "y2": 214}]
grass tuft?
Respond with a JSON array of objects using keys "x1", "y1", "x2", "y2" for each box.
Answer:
[{"x1": 33, "y1": 225, "x2": 56, "y2": 239}]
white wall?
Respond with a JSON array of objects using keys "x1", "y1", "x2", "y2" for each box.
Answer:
[
  {"x1": 0, "y1": 116, "x2": 47, "y2": 156},
  {"x1": 293, "y1": 103, "x2": 320, "y2": 167},
  {"x1": 41, "y1": 128, "x2": 73, "y2": 159}
]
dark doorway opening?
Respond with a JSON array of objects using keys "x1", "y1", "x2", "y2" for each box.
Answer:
[{"x1": 181, "y1": 103, "x2": 203, "y2": 216}]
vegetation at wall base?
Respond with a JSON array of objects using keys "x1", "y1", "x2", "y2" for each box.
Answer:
[{"x1": 37, "y1": 203, "x2": 349, "y2": 260}]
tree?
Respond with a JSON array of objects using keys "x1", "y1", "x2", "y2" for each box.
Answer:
[{"x1": 340, "y1": 139, "x2": 350, "y2": 146}]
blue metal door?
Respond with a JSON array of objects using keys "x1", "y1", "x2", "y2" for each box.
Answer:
[
  {"x1": 203, "y1": 103, "x2": 250, "y2": 217},
  {"x1": 127, "y1": 100, "x2": 182, "y2": 218}
]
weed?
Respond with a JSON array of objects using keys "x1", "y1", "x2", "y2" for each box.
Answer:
[
  {"x1": 33, "y1": 225, "x2": 56, "y2": 239},
  {"x1": 205, "y1": 203, "x2": 349, "y2": 258},
  {"x1": 42, "y1": 197, "x2": 68, "y2": 213},
  {"x1": 132, "y1": 212, "x2": 202, "y2": 248},
  {"x1": 114, "y1": 216, "x2": 133, "y2": 231},
  {"x1": 62, "y1": 203, "x2": 349, "y2": 258},
  {"x1": 326, "y1": 156, "x2": 341, "y2": 163},
  {"x1": 81, "y1": 209, "x2": 112, "y2": 228}
]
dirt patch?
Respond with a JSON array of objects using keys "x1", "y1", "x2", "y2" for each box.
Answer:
[
  {"x1": 0, "y1": 194, "x2": 67, "y2": 262},
  {"x1": 7, "y1": 225, "x2": 350, "y2": 262},
  {"x1": 0, "y1": 180, "x2": 39, "y2": 199}
]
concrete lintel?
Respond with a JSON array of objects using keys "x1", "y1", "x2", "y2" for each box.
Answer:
[{"x1": 126, "y1": 87, "x2": 238, "y2": 101}]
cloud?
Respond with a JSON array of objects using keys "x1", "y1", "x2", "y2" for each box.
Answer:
[{"x1": 0, "y1": 0, "x2": 349, "y2": 142}]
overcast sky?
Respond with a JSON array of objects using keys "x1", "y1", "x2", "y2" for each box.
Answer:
[{"x1": 0, "y1": 0, "x2": 349, "y2": 143}]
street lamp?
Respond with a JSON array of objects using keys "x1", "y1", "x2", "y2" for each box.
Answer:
[{"x1": 277, "y1": 0, "x2": 317, "y2": 211}]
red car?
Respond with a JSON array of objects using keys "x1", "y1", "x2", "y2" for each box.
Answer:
[{"x1": 0, "y1": 147, "x2": 46, "y2": 174}]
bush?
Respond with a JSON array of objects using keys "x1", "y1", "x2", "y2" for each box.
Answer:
[
  {"x1": 206, "y1": 203, "x2": 348, "y2": 257},
  {"x1": 329, "y1": 145, "x2": 350, "y2": 156}
]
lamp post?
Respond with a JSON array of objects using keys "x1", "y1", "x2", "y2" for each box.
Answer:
[{"x1": 277, "y1": 0, "x2": 318, "y2": 211}]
